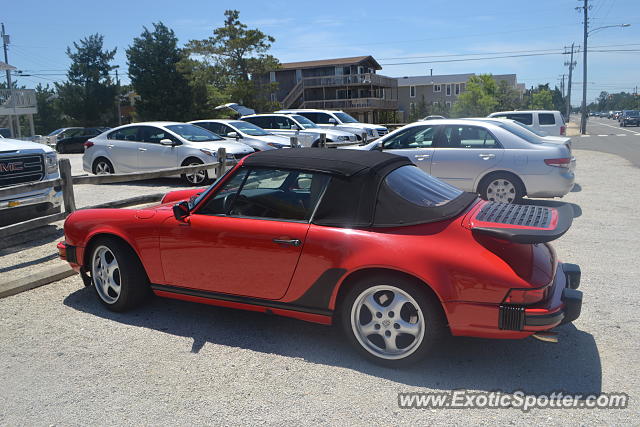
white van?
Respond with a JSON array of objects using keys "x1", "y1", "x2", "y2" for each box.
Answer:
[{"x1": 487, "y1": 110, "x2": 566, "y2": 136}]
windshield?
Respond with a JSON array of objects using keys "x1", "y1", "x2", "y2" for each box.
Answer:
[
  {"x1": 334, "y1": 112, "x2": 359, "y2": 123},
  {"x1": 291, "y1": 115, "x2": 318, "y2": 129},
  {"x1": 166, "y1": 124, "x2": 223, "y2": 142},
  {"x1": 229, "y1": 121, "x2": 270, "y2": 136},
  {"x1": 385, "y1": 166, "x2": 463, "y2": 207}
]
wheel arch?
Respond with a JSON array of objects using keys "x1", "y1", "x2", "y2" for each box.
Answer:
[
  {"x1": 83, "y1": 231, "x2": 144, "y2": 272},
  {"x1": 92, "y1": 156, "x2": 114, "y2": 174},
  {"x1": 180, "y1": 155, "x2": 206, "y2": 166},
  {"x1": 332, "y1": 267, "x2": 450, "y2": 325},
  {"x1": 475, "y1": 169, "x2": 527, "y2": 195}
]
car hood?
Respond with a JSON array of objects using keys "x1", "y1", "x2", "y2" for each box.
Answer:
[
  {"x1": 0, "y1": 138, "x2": 54, "y2": 154},
  {"x1": 244, "y1": 134, "x2": 291, "y2": 145},
  {"x1": 336, "y1": 122, "x2": 387, "y2": 131},
  {"x1": 190, "y1": 140, "x2": 254, "y2": 154}
]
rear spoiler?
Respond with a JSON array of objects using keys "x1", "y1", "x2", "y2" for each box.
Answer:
[{"x1": 470, "y1": 202, "x2": 573, "y2": 244}]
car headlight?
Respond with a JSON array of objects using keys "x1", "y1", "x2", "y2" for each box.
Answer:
[
  {"x1": 267, "y1": 142, "x2": 283, "y2": 148},
  {"x1": 45, "y1": 152, "x2": 58, "y2": 173},
  {"x1": 200, "y1": 149, "x2": 216, "y2": 157}
]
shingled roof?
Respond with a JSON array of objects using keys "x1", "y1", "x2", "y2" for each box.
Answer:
[{"x1": 277, "y1": 56, "x2": 381, "y2": 71}]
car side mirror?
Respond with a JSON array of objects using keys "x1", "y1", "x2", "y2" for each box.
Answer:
[
  {"x1": 227, "y1": 131, "x2": 240, "y2": 140},
  {"x1": 328, "y1": 118, "x2": 337, "y2": 126},
  {"x1": 173, "y1": 201, "x2": 191, "y2": 222},
  {"x1": 374, "y1": 141, "x2": 383, "y2": 151},
  {"x1": 160, "y1": 138, "x2": 175, "y2": 146}
]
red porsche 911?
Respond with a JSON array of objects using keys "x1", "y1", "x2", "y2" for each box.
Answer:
[{"x1": 58, "y1": 149, "x2": 582, "y2": 366}]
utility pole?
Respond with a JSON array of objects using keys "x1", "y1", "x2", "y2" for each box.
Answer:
[
  {"x1": 559, "y1": 74, "x2": 566, "y2": 98},
  {"x1": 564, "y1": 43, "x2": 577, "y2": 121},
  {"x1": 1, "y1": 23, "x2": 16, "y2": 138},
  {"x1": 115, "y1": 67, "x2": 122, "y2": 126},
  {"x1": 579, "y1": 0, "x2": 590, "y2": 134}
]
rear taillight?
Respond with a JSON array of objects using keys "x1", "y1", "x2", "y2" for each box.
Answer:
[
  {"x1": 504, "y1": 287, "x2": 547, "y2": 305},
  {"x1": 544, "y1": 157, "x2": 570, "y2": 168},
  {"x1": 84, "y1": 141, "x2": 94, "y2": 149},
  {"x1": 560, "y1": 125, "x2": 566, "y2": 135}
]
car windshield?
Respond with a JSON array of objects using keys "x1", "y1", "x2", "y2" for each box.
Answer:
[
  {"x1": 384, "y1": 165, "x2": 463, "y2": 207},
  {"x1": 166, "y1": 124, "x2": 223, "y2": 142},
  {"x1": 291, "y1": 115, "x2": 318, "y2": 129},
  {"x1": 229, "y1": 121, "x2": 270, "y2": 136},
  {"x1": 334, "y1": 112, "x2": 359, "y2": 123}
]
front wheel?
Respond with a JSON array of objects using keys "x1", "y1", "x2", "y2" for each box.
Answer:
[
  {"x1": 181, "y1": 159, "x2": 209, "y2": 186},
  {"x1": 478, "y1": 173, "x2": 524, "y2": 203},
  {"x1": 340, "y1": 275, "x2": 446, "y2": 367}
]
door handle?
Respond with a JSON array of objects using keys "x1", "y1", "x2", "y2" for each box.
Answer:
[
  {"x1": 272, "y1": 238, "x2": 302, "y2": 247},
  {"x1": 107, "y1": 144, "x2": 114, "y2": 149},
  {"x1": 414, "y1": 154, "x2": 431, "y2": 161},
  {"x1": 479, "y1": 153, "x2": 495, "y2": 160},
  {"x1": 138, "y1": 147, "x2": 147, "y2": 151}
]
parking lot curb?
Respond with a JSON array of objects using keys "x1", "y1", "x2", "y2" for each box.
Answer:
[{"x1": 0, "y1": 265, "x2": 76, "y2": 299}]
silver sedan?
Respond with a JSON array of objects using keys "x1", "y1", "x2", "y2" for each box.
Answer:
[
  {"x1": 189, "y1": 119, "x2": 292, "y2": 151},
  {"x1": 350, "y1": 119, "x2": 575, "y2": 203}
]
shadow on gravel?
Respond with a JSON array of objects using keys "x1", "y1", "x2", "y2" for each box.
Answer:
[
  {"x1": 571, "y1": 183, "x2": 582, "y2": 193},
  {"x1": 64, "y1": 286, "x2": 601, "y2": 395},
  {"x1": 521, "y1": 199, "x2": 582, "y2": 219}
]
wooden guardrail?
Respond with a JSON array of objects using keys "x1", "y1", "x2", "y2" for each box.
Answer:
[{"x1": 0, "y1": 147, "x2": 233, "y2": 238}]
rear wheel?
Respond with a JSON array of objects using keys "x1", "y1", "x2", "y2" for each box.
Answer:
[
  {"x1": 93, "y1": 158, "x2": 114, "y2": 175},
  {"x1": 340, "y1": 275, "x2": 446, "y2": 367},
  {"x1": 478, "y1": 172, "x2": 524, "y2": 204},
  {"x1": 56, "y1": 143, "x2": 65, "y2": 154},
  {"x1": 181, "y1": 158, "x2": 209, "y2": 186},
  {"x1": 89, "y1": 237, "x2": 151, "y2": 312}
]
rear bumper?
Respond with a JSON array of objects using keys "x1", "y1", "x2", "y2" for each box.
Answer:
[{"x1": 523, "y1": 168, "x2": 575, "y2": 198}]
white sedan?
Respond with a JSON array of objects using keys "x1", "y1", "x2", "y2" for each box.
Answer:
[{"x1": 82, "y1": 122, "x2": 254, "y2": 185}]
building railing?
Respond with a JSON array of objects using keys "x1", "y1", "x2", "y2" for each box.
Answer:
[
  {"x1": 302, "y1": 73, "x2": 397, "y2": 88},
  {"x1": 302, "y1": 98, "x2": 398, "y2": 110}
]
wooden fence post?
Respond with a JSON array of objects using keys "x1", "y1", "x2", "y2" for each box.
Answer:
[
  {"x1": 216, "y1": 147, "x2": 227, "y2": 178},
  {"x1": 58, "y1": 158, "x2": 76, "y2": 213},
  {"x1": 290, "y1": 136, "x2": 298, "y2": 148},
  {"x1": 318, "y1": 133, "x2": 326, "y2": 148}
]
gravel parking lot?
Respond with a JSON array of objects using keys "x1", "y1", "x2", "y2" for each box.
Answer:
[{"x1": 1, "y1": 149, "x2": 638, "y2": 425}]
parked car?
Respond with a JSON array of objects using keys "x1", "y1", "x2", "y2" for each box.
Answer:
[
  {"x1": 1, "y1": 137, "x2": 62, "y2": 226},
  {"x1": 619, "y1": 110, "x2": 640, "y2": 127},
  {"x1": 487, "y1": 110, "x2": 566, "y2": 136},
  {"x1": 275, "y1": 109, "x2": 387, "y2": 141},
  {"x1": 0, "y1": 128, "x2": 11, "y2": 138},
  {"x1": 241, "y1": 113, "x2": 358, "y2": 147},
  {"x1": 189, "y1": 119, "x2": 291, "y2": 151},
  {"x1": 82, "y1": 122, "x2": 254, "y2": 185},
  {"x1": 58, "y1": 148, "x2": 583, "y2": 366},
  {"x1": 52, "y1": 127, "x2": 110, "y2": 153},
  {"x1": 347, "y1": 119, "x2": 575, "y2": 203}
]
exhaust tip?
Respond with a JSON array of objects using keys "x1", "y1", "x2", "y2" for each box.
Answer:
[{"x1": 531, "y1": 331, "x2": 559, "y2": 343}]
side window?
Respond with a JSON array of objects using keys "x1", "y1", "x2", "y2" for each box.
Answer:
[
  {"x1": 299, "y1": 112, "x2": 318, "y2": 122},
  {"x1": 197, "y1": 169, "x2": 249, "y2": 215},
  {"x1": 458, "y1": 126, "x2": 500, "y2": 148},
  {"x1": 243, "y1": 117, "x2": 269, "y2": 129},
  {"x1": 316, "y1": 113, "x2": 333, "y2": 124},
  {"x1": 539, "y1": 113, "x2": 556, "y2": 125},
  {"x1": 272, "y1": 116, "x2": 293, "y2": 129},
  {"x1": 139, "y1": 126, "x2": 175, "y2": 144},
  {"x1": 108, "y1": 126, "x2": 140, "y2": 141},
  {"x1": 383, "y1": 126, "x2": 436, "y2": 149},
  {"x1": 505, "y1": 113, "x2": 533, "y2": 126}
]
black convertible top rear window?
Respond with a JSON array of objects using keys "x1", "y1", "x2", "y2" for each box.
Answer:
[{"x1": 384, "y1": 166, "x2": 463, "y2": 207}]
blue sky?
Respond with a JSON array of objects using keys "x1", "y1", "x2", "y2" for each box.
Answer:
[{"x1": 4, "y1": 0, "x2": 639, "y2": 104}]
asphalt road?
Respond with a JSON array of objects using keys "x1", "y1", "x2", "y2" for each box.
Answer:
[
  {"x1": 571, "y1": 117, "x2": 640, "y2": 167},
  {"x1": 1, "y1": 148, "x2": 638, "y2": 425}
]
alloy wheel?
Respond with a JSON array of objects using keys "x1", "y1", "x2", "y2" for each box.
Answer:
[
  {"x1": 350, "y1": 285, "x2": 425, "y2": 360},
  {"x1": 95, "y1": 161, "x2": 112, "y2": 175},
  {"x1": 185, "y1": 162, "x2": 206, "y2": 185},
  {"x1": 91, "y1": 245, "x2": 121, "y2": 304}
]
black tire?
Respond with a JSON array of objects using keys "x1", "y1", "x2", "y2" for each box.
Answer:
[
  {"x1": 181, "y1": 158, "x2": 209, "y2": 186},
  {"x1": 92, "y1": 157, "x2": 114, "y2": 175},
  {"x1": 56, "y1": 143, "x2": 65, "y2": 154},
  {"x1": 339, "y1": 274, "x2": 447, "y2": 367},
  {"x1": 88, "y1": 236, "x2": 151, "y2": 312},
  {"x1": 477, "y1": 172, "x2": 525, "y2": 204}
]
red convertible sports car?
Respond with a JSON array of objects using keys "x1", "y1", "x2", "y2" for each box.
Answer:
[{"x1": 58, "y1": 149, "x2": 583, "y2": 366}]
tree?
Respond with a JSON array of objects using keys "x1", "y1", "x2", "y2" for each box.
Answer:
[
  {"x1": 529, "y1": 89, "x2": 554, "y2": 110},
  {"x1": 56, "y1": 34, "x2": 117, "y2": 126},
  {"x1": 34, "y1": 84, "x2": 63, "y2": 134},
  {"x1": 127, "y1": 22, "x2": 194, "y2": 121},
  {"x1": 408, "y1": 94, "x2": 428, "y2": 121},
  {"x1": 451, "y1": 74, "x2": 498, "y2": 117},
  {"x1": 184, "y1": 10, "x2": 279, "y2": 112},
  {"x1": 495, "y1": 80, "x2": 521, "y2": 111}
]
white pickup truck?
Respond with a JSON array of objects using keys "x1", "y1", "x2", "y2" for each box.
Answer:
[{"x1": 0, "y1": 136, "x2": 62, "y2": 227}]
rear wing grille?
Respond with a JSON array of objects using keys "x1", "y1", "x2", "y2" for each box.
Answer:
[{"x1": 476, "y1": 202, "x2": 552, "y2": 228}]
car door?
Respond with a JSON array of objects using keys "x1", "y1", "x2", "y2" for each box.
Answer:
[
  {"x1": 380, "y1": 124, "x2": 436, "y2": 173},
  {"x1": 105, "y1": 126, "x2": 142, "y2": 172},
  {"x1": 429, "y1": 125, "x2": 504, "y2": 191},
  {"x1": 159, "y1": 167, "x2": 330, "y2": 300},
  {"x1": 136, "y1": 126, "x2": 179, "y2": 170}
]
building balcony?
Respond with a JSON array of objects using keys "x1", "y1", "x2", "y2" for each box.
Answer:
[
  {"x1": 0, "y1": 89, "x2": 37, "y2": 116},
  {"x1": 302, "y1": 97, "x2": 398, "y2": 111},
  {"x1": 302, "y1": 73, "x2": 397, "y2": 89}
]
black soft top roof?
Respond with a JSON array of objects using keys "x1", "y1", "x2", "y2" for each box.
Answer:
[{"x1": 243, "y1": 148, "x2": 411, "y2": 177}]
